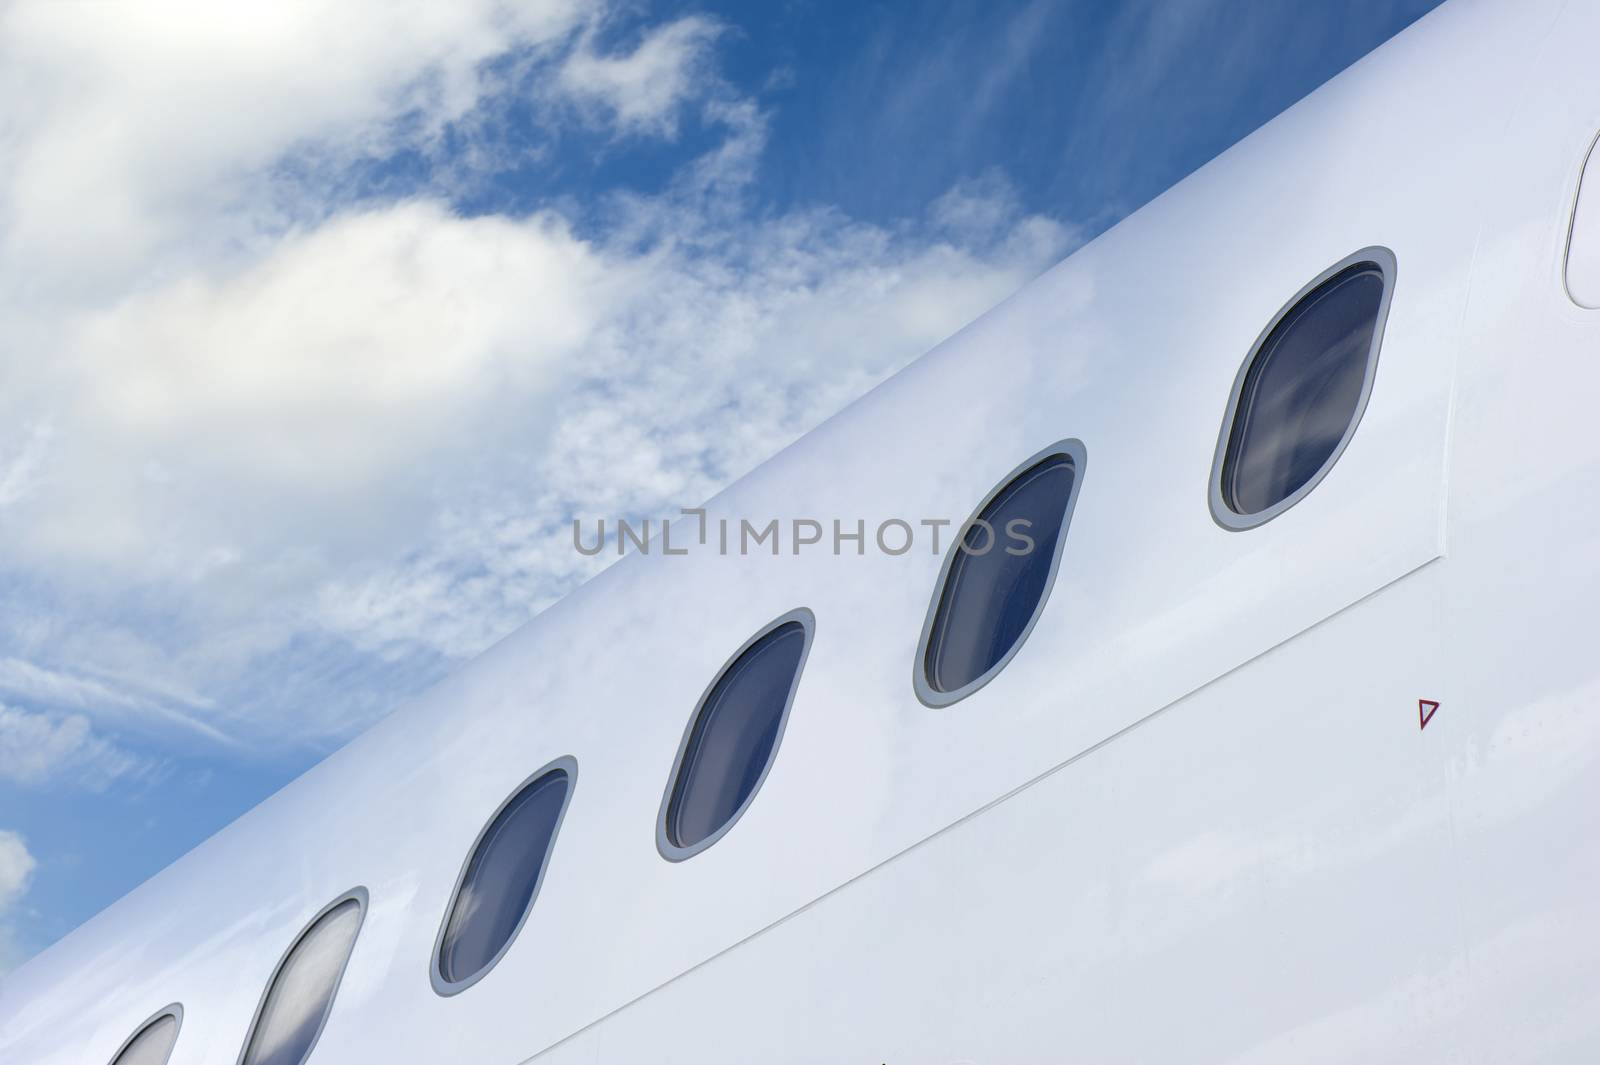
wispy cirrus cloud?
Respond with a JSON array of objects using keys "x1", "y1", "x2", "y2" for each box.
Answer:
[
  {"x1": 0, "y1": 705, "x2": 160, "y2": 792},
  {"x1": 0, "y1": 659, "x2": 224, "y2": 745}
]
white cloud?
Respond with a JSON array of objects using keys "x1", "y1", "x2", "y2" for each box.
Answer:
[
  {"x1": 0, "y1": 658, "x2": 224, "y2": 747},
  {"x1": 0, "y1": 832, "x2": 32, "y2": 914},
  {"x1": 30, "y1": 202, "x2": 609, "y2": 571},
  {"x1": 0, "y1": 704, "x2": 155, "y2": 792},
  {"x1": 557, "y1": 16, "x2": 725, "y2": 136},
  {"x1": 0, "y1": 830, "x2": 36, "y2": 975},
  {"x1": 0, "y1": 0, "x2": 591, "y2": 293}
]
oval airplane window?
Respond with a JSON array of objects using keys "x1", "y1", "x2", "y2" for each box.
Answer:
[
  {"x1": 433, "y1": 757, "x2": 576, "y2": 994},
  {"x1": 1211, "y1": 247, "x2": 1395, "y2": 528},
  {"x1": 1566, "y1": 131, "x2": 1600, "y2": 309},
  {"x1": 238, "y1": 890, "x2": 365, "y2": 1065},
  {"x1": 915, "y1": 441, "x2": 1086, "y2": 708},
  {"x1": 109, "y1": 1007, "x2": 182, "y2": 1065},
  {"x1": 658, "y1": 609, "x2": 814, "y2": 860}
]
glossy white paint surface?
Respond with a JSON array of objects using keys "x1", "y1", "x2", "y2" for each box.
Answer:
[{"x1": 6, "y1": 0, "x2": 1600, "y2": 1061}]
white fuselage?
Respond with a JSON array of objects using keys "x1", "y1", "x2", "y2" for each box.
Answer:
[{"x1": 6, "y1": 0, "x2": 1600, "y2": 1061}]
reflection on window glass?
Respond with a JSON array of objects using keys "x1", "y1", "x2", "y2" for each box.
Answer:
[
  {"x1": 1221, "y1": 259, "x2": 1387, "y2": 517},
  {"x1": 664, "y1": 614, "x2": 811, "y2": 855},
  {"x1": 437, "y1": 764, "x2": 572, "y2": 989},
  {"x1": 922, "y1": 450, "x2": 1079, "y2": 700},
  {"x1": 110, "y1": 1012, "x2": 179, "y2": 1065},
  {"x1": 240, "y1": 895, "x2": 364, "y2": 1065}
]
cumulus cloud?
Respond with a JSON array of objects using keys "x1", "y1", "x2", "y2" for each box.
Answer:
[
  {"x1": 0, "y1": 0, "x2": 1076, "y2": 761},
  {"x1": 0, "y1": 0, "x2": 590, "y2": 289},
  {"x1": 35, "y1": 203, "x2": 609, "y2": 572}
]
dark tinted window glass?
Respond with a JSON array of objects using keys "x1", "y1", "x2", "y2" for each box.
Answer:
[
  {"x1": 240, "y1": 895, "x2": 363, "y2": 1065},
  {"x1": 666, "y1": 618, "x2": 809, "y2": 852},
  {"x1": 110, "y1": 1013, "x2": 179, "y2": 1065},
  {"x1": 924, "y1": 452, "x2": 1078, "y2": 697},
  {"x1": 437, "y1": 765, "x2": 572, "y2": 987},
  {"x1": 1222, "y1": 261, "x2": 1385, "y2": 516}
]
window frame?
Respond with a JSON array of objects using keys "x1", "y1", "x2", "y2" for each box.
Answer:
[
  {"x1": 108, "y1": 1004, "x2": 183, "y2": 1065},
  {"x1": 1208, "y1": 245, "x2": 1398, "y2": 530},
  {"x1": 1563, "y1": 128, "x2": 1600, "y2": 310},
  {"x1": 430, "y1": 755, "x2": 577, "y2": 996},
  {"x1": 235, "y1": 887, "x2": 367, "y2": 1065},
  {"x1": 913, "y1": 438, "x2": 1088, "y2": 709},
  {"x1": 655, "y1": 607, "x2": 815, "y2": 862}
]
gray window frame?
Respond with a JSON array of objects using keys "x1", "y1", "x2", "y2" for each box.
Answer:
[
  {"x1": 430, "y1": 754, "x2": 578, "y2": 996},
  {"x1": 656, "y1": 607, "x2": 815, "y2": 862},
  {"x1": 235, "y1": 887, "x2": 367, "y2": 1065},
  {"x1": 1563, "y1": 128, "x2": 1600, "y2": 310},
  {"x1": 108, "y1": 1003, "x2": 183, "y2": 1065},
  {"x1": 913, "y1": 438, "x2": 1088, "y2": 709},
  {"x1": 1208, "y1": 245, "x2": 1397, "y2": 530}
]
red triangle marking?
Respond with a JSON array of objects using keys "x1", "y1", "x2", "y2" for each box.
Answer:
[{"x1": 1419, "y1": 699, "x2": 1440, "y2": 731}]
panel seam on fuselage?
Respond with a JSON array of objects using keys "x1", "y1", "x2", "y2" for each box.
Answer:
[{"x1": 517, "y1": 551, "x2": 1444, "y2": 1064}]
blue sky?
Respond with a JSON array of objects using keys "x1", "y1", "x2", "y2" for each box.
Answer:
[{"x1": 0, "y1": 0, "x2": 1441, "y2": 973}]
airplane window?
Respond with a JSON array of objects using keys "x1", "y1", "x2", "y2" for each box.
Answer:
[
  {"x1": 239, "y1": 891, "x2": 365, "y2": 1065},
  {"x1": 434, "y1": 759, "x2": 575, "y2": 993},
  {"x1": 916, "y1": 442, "x2": 1085, "y2": 707},
  {"x1": 1213, "y1": 248, "x2": 1394, "y2": 527},
  {"x1": 109, "y1": 1008, "x2": 181, "y2": 1065},
  {"x1": 659, "y1": 609, "x2": 813, "y2": 859}
]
